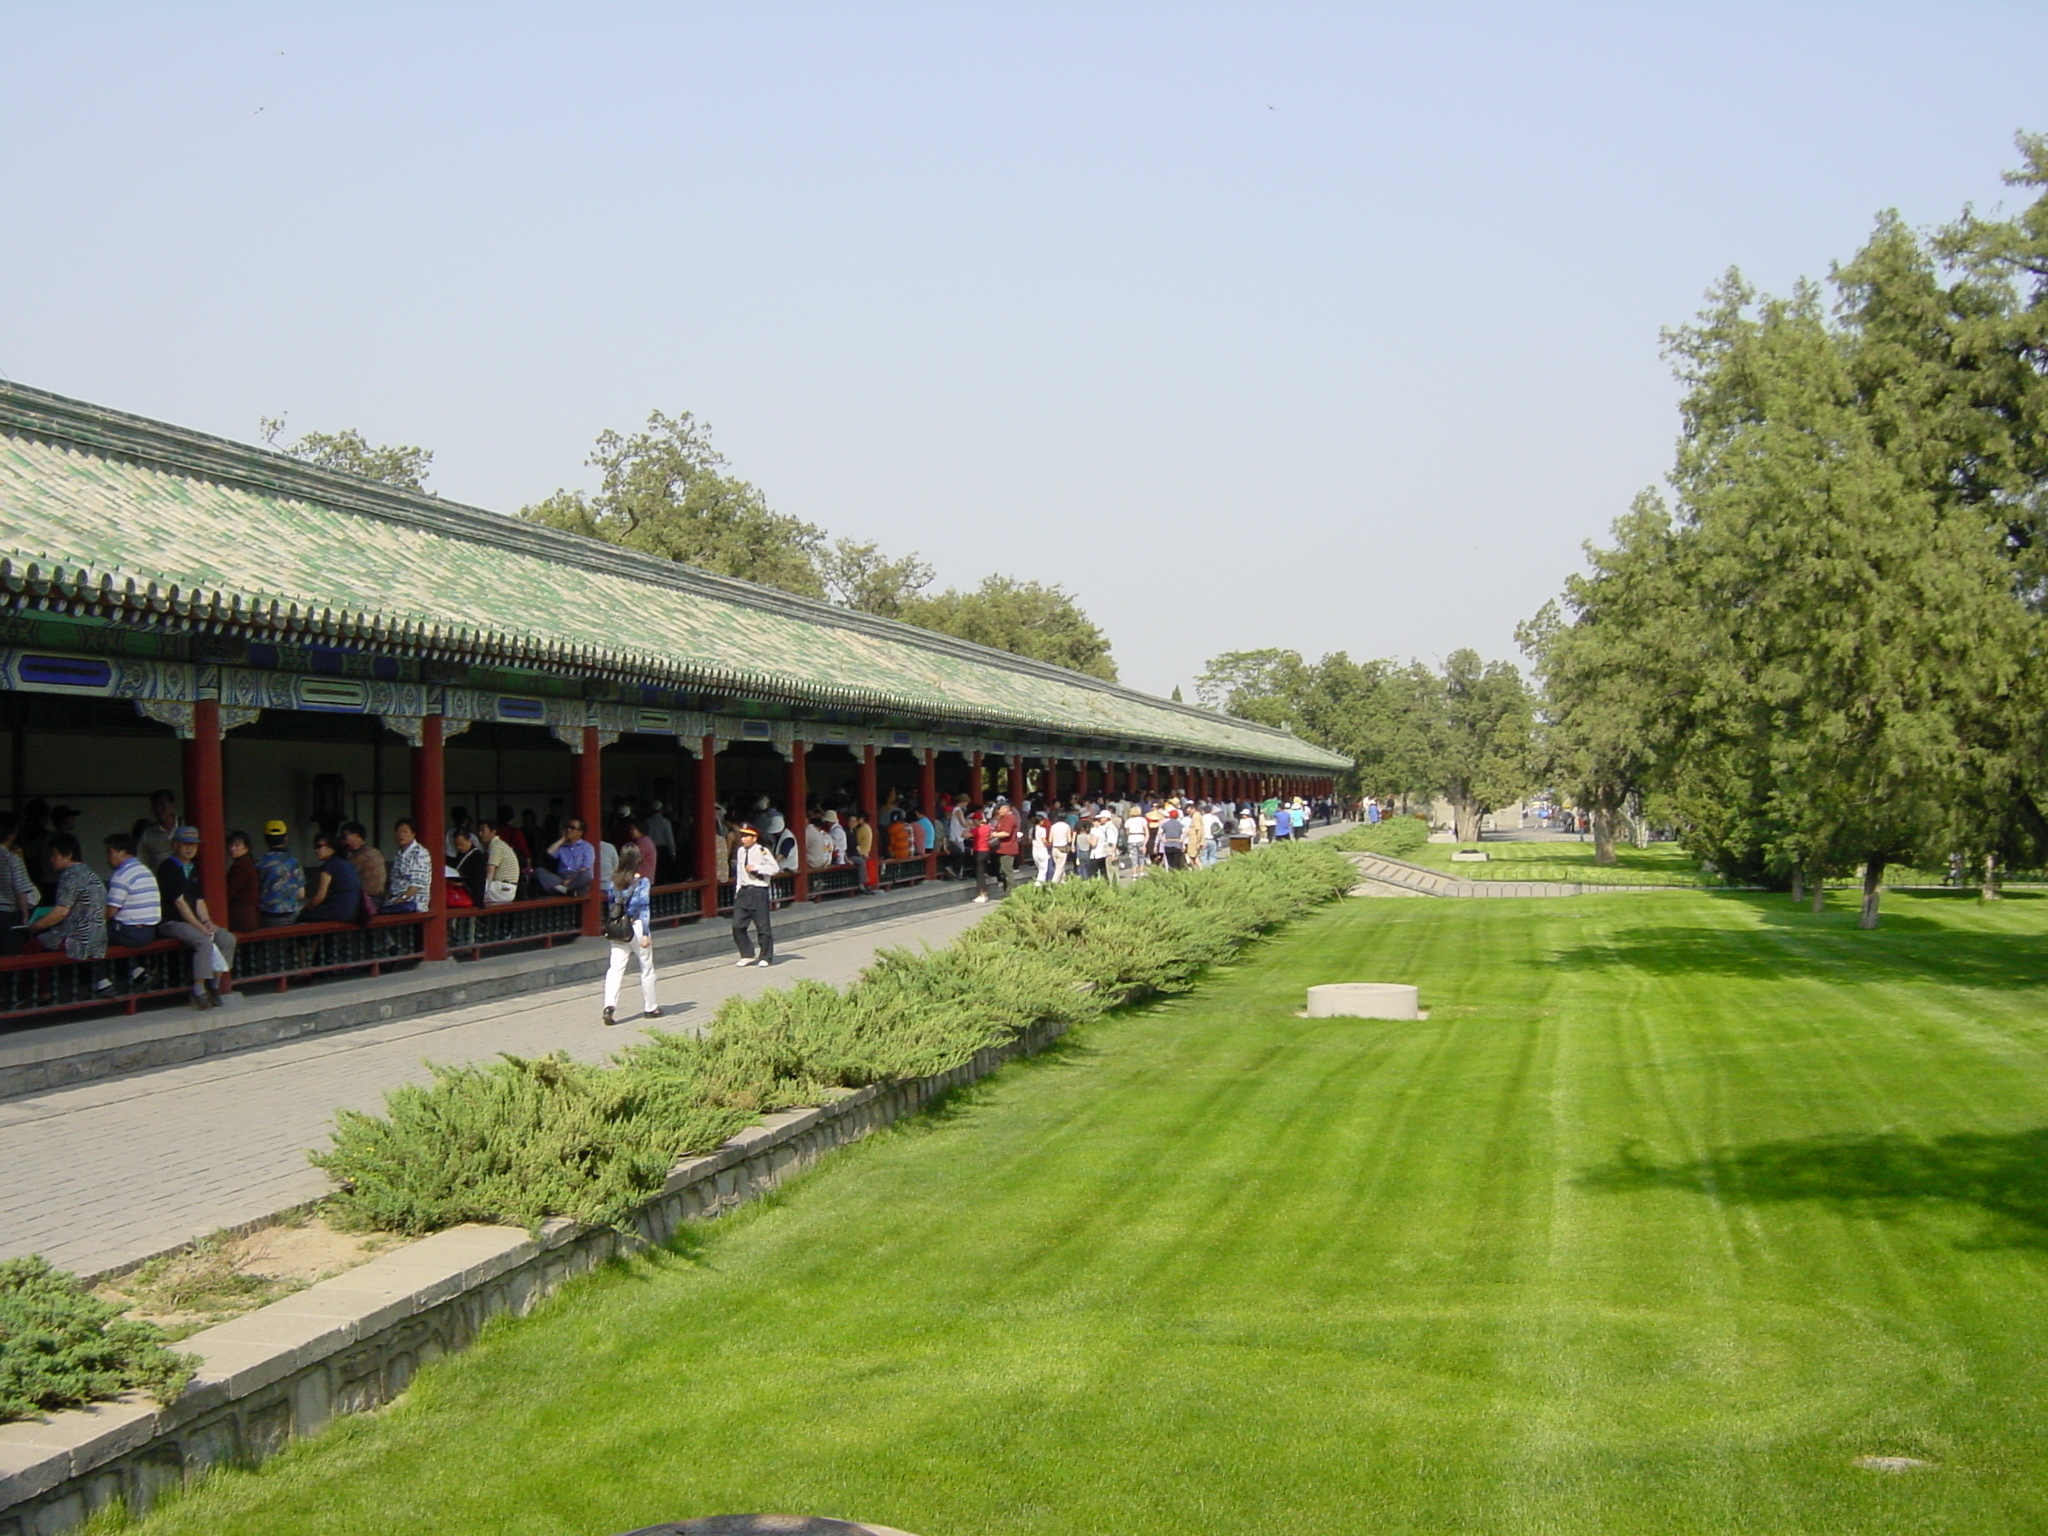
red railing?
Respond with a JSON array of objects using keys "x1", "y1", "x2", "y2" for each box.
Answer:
[
  {"x1": 3, "y1": 855, "x2": 945, "y2": 1025},
  {"x1": 444, "y1": 896, "x2": 584, "y2": 960},
  {"x1": 648, "y1": 880, "x2": 710, "y2": 929},
  {"x1": 1, "y1": 913, "x2": 430, "y2": 1023}
]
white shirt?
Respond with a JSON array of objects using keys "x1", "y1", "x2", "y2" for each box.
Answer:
[{"x1": 734, "y1": 843, "x2": 781, "y2": 888}]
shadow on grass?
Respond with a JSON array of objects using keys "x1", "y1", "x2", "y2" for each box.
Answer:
[
  {"x1": 1579, "y1": 1127, "x2": 2048, "y2": 1249},
  {"x1": 1548, "y1": 903, "x2": 2048, "y2": 990}
]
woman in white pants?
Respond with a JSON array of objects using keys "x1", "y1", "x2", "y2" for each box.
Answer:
[{"x1": 601, "y1": 845, "x2": 661, "y2": 1026}]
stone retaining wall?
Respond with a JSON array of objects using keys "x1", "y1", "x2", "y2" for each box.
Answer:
[{"x1": 0, "y1": 1016, "x2": 1069, "y2": 1536}]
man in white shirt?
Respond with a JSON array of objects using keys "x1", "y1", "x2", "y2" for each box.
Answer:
[
  {"x1": 1200, "y1": 805, "x2": 1225, "y2": 865},
  {"x1": 1090, "y1": 810, "x2": 1119, "y2": 885},
  {"x1": 731, "y1": 824, "x2": 780, "y2": 966},
  {"x1": 1047, "y1": 814, "x2": 1074, "y2": 882},
  {"x1": 1123, "y1": 809, "x2": 1149, "y2": 875}
]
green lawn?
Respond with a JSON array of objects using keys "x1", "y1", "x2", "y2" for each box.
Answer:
[
  {"x1": 1392, "y1": 836, "x2": 2046, "y2": 890},
  {"x1": 1397, "y1": 836, "x2": 1713, "y2": 885},
  {"x1": 115, "y1": 889, "x2": 2048, "y2": 1535}
]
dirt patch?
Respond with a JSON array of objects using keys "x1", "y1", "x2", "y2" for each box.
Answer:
[{"x1": 96, "y1": 1215, "x2": 409, "y2": 1339}]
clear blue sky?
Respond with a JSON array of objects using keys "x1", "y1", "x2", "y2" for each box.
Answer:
[{"x1": 7, "y1": 3, "x2": 2042, "y2": 696}]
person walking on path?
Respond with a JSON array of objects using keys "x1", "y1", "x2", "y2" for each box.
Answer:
[
  {"x1": 1123, "y1": 807, "x2": 1149, "y2": 876},
  {"x1": 601, "y1": 845, "x2": 660, "y2": 1025},
  {"x1": 1048, "y1": 810, "x2": 1074, "y2": 882},
  {"x1": 1089, "y1": 809, "x2": 1119, "y2": 885},
  {"x1": 992, "y1": 797, "x2": 1022, "y2": 885},
  {"x1": 730, "y1": 823, "x2": 780, "y2": 966},
  {"x1": 970, "y1": 807, "x2": 1001, "y2": 902},
  {"x1": 1158, "y1": 808, "x2": 1188, "y2": 870}
]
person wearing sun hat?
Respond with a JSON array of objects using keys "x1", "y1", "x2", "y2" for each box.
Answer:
[
  {"x1": 730, "y1": 822, "x2": 781, "y2": 965},
  {"x1": 1088, "y1": 808, "x2": 1119, "y2": 884}
]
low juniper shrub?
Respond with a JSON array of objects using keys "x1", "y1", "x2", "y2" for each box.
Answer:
[
  {"x1": 315, "y1": 842, "x2": 1356, "y2": 1235},
  {"x1": 0, "y1": 1256, "x2": 197, "y2": 1423},
  {"x1": 1327, "y1": 817, "x2": 1431, "y2": 858}
]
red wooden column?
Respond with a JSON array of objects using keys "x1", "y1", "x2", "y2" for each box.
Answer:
[
  {"x1": 1043, "y1": 755, "x2": 1059, "y2": 808},
  {"x1": 696, "y1": 734, "x2": 720, "y2": 891},
  {"x1": 920, "y1": 749, "x2": 939, "y2": 879},
  {"x1": 858, "y1": 744, "x2": 880, "y2": 887},
  {"x1": 575, "y1": 726, "x2": 603, "y2": 936},
  {"x1": 1126, "y1": 761, "x2": 1139, "y2": 797},
  {"x1": 1008, "y1": 756, "x2": 1024, "y2": 808},
  {"x1": 184, "y1": 699, "x2": 229, "y2": 923},
  {"x1": 787, "y1": 740, "x2": 809, "y2": 902},
  {"x1": 1146, "y1": 763, "x2": 1158, "y2": 799},
  {"x1": 414, "y1": 714, "x2": 448, "y2": 960}
]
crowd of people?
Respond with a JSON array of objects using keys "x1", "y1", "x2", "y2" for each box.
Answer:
[{"x1": 0, "y1": 783, "x2": 1328, "y2": 1014}]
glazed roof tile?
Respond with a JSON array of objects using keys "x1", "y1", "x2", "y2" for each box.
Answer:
[{"x1": 0, "y1": 383, "x2": 1347, "y2": 769}]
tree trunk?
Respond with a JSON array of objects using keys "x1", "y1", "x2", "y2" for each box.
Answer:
[
  {"x1": 1810, "y1": 871, "x2": 1826, "y2": 913},
  {"x1": 1591, "y1": 808, "x2": 1618, "y2": 865},
  {"x1": 1451, "y1": 801, "x2": 1482, "y2": 843},
  {"x1": 1858, "y1": 858, "x2": 1885, "y2": 929},
  {"x1": 1982, "y1": 853, "x2": 2002, "y2": 902},
  {"x1": 1790, "y1": 868, "x2": 1804, "y2": 904}
]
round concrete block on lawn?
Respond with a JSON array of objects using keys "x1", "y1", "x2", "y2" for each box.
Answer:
[
  {"x1": 1306, "y1": 982, "x2": 1420, "y2": 1019},
  {"x1": 620, "y1": 1519, "x2": 921, "y2": 1536}
]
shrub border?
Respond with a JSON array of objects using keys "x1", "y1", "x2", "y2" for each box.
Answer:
[{"x1": 0, "y1": 1012, "x2": 1079, "y2": 1535}]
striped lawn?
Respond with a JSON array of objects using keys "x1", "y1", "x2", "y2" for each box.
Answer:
[{"x1": 115, "y1": 889, "x2": 2048, "y2": 1535}]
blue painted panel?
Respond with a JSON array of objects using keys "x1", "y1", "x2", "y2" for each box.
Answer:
[{"x1": 17, "y1": 655, "x2": 114, "y2": 692}]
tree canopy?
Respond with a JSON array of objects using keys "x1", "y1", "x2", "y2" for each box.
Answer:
[
  {"x1": 516, "y1": 413, "x2": 1120, "y2": 677},
  {"x1": 518, "y1": 411, "x2": 828, "y2": 599},
  {"x1": 261, "y1": 416, "x2": 434, "y2": 492},
  {"x1": 817, "y1": 538, "x2": 935, "y2": 618},
  {"x1": 1527, "y1": 134, "x2": 2048, "y2": 925},
  {"x1": 1199, "y1": 644, "x2": 1535, "y2": 830},
  {"x1": 900, "y1": 577, "x2": 1119, "y2": 682}
]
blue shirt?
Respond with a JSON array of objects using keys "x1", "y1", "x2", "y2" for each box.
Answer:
[{"x1": 609, "y1": 875, "x2": 650, "y2": 933}]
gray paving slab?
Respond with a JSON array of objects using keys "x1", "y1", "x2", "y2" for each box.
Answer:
[{"x1": 0, "y1": 898, "x2": 998, "y2": 1278}]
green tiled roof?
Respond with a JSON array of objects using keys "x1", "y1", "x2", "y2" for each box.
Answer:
[{"x1": 0, "y1": 383, "x2": 1347, "y2": 770}]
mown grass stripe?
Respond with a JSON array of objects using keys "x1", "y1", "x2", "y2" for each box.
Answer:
[{"x1": 107, "y1": 889, "x2": 2048, "y2": 1536}]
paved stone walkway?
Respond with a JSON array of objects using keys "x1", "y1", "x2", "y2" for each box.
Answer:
[
  {"x1": 0, "y1": 899, "x2": 997, "y2": 1277},
  {"x1": 1, "y1": 824, "x2": 1350, "y2": 1279}
]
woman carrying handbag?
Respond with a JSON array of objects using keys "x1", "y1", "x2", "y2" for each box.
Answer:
[{"x1": 601, "y1": 844, "x2": 661, "y2": 1026}]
